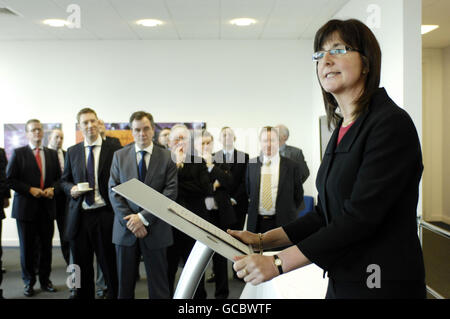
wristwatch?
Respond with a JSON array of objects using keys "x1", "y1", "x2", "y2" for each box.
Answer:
[{"x1": 273, "y1": 254, "x2": 283, "y2": 275}]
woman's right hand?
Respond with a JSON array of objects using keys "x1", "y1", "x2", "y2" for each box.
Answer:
[{"x1": 227, "y1": 229, "x2": 260, "y2": 246}]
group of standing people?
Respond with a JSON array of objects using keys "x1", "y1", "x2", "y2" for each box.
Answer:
[{"x1": 0, "y1": 106, "x2": 309, "y2": 299}]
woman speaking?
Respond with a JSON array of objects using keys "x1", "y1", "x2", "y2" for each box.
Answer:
[{"x1": 228, "y1": 19, "x2": 425, "y2": 299}]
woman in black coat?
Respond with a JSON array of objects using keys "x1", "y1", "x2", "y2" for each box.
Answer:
[{"x1": 228, "y1": 19, "x2": 425, "y2": 299}]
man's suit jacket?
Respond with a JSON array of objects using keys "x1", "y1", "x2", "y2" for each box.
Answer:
[
  {"x1": 283, "y1": 88, "x2": 425, "y2": 283},
  {"x1": 104, "y1": 136, "x2": 122, "y2": 148},
  {"x1": 61, "y1": 140, "x2": 121, "y2": 240},
  {"x1": 109, "y1": 144, "x2": 177, "y2": 249},
  {"x1": 207, "y1": 158, "x2": 236, "y2": 229},
  {"x1": 177, "y1": 154, "x2": 213, "y2": 220},
  {"x1": 280, "y1": 145, "x2": 310, "y2": 184},
  {"x1": 0, "y1": 148, "x2": 10, "y2": 220},
  {"x1": 213, "y1": 150, "x2": 249, "y2": 219},
  {"x1": 246, "y1": 155, "x2": 303, "y2": 232},
  {"x1": 6, "y1": 145, "x2": 61, "y2": 222}
]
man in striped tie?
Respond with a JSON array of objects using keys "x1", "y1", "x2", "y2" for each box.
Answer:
[
  {"x1": 245, "y1": 126, "x2": 304, "y2": 234},
  {"x1": 6, "y1": 119, "x2": 61, "y2": 297}
]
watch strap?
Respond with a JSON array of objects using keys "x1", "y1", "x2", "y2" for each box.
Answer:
[{"x1": 274, "y1": 254, "x2": 283, "y2": 274}]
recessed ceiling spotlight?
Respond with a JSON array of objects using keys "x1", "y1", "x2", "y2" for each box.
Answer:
[
  {"x1": 230, "y1": 18, "x2": 257, "y2": 26},
  {"x1": 136, "y1": 19, "x2": 163, "y2": 27},
  {"x1": 43, "y1": 19, "x2": 69, "y2": 27},
  {"x1": 421, "y1": 25, "x2": 439, "y2": 35}
]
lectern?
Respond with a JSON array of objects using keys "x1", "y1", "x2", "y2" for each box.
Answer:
[{"x1": 112, "y1": 178, "x2": 253, "y2": 299}]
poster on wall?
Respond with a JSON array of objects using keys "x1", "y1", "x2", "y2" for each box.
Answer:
[
  {"x1": 3, "y1": 123, "x2": 62, "y2": 159},
  {"x1": 75, "y1": 122, "x2": 206, "y2": 148}
]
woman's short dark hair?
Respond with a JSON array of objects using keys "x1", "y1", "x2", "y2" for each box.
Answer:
[
  {"x1": 129, "y1": 111, "x2": 155, "y2": 129},
  {"x1": 314, "y1": 19, "x2": 382, "y2": 129}
]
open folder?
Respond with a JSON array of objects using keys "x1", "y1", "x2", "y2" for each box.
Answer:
[{"x1": 112, "y1": 178, "x2": 253, "y2": 261}]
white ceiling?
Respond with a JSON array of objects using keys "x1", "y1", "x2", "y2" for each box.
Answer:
[
  {"x1": 0, "y1": 0, "x2": 447, "y2": 48},
  {"x1": 422, "y1": 0, "x2": 450, "y2": 49},
  {"x1": 0, "y1": 0, "x2": 349, "y2": 40}
]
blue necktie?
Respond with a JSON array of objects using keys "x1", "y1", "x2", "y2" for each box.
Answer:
[
  {"x1": 86, "y1": 145, "x2": 95, "y2": 206},
  {"x1": 138, "y1": 150, "x2": 147, "y2": 182}
]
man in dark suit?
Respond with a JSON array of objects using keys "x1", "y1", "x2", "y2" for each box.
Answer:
[
  {"x1": 109, "y1": 111, "x2": 177, "y2": 299},
  {"x1": 0, "y1": 147, "x2": 10, "y2": 299},
  {"x1": 166, "y1": 124, "x2": 213, "y2": 298},
  {"x1": 246, "y1": 126, "x2": 303, "y2": 234},
  {"x1": 48, "y1": 129, "x2": 70, "y2": 265},
  {"x1": 61, "y1": 108, "x2": 121, "y2": 299},
  {"x1": 6, "y1": 119, "x2": 61, "y2": 297},
  {"x1": 275, "y1": 124, "x2": 310, "y2": 184},
  {"x1": 215, "y1": 127, "x2": 249, "y2": 231}
]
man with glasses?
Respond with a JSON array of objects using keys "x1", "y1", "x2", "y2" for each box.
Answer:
[{"x1": 7, "y1": 119, "x2": 61, "y2": 297}]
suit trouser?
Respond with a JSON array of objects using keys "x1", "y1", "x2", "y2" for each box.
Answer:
[
  {"x1": 72, "y1": 207, "x2": 118, "y2": 299},
  {"x1": 116, "y1": 242, "x2": 170, "y2": 299},
  {"x1": 167, "y1": 228, "x2": 207, "y2": 299},
  {"x1": 16, "y1": 210, "x2": 54, "y2": 287},
  {"x1": 256, "y1": 215, "x2": 277, "y2": 234},
  {"x1": 207, "y1": 211, "x2": 229, "y2": 298},
  {"x1": 55, "y1": 197, "x2": 70, "y2": 265}
]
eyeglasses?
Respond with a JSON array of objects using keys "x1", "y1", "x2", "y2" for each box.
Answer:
[{"x1": 312, "y1": 46, "x2": 361, "y2": 61}]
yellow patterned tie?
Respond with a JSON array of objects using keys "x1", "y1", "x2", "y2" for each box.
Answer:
[{"x1": 261, "y1": 161, "x2": 272, "y2": 210}]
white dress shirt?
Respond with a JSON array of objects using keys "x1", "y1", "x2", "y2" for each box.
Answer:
[
  {"x1": 258, "y1": 152, "x2": 280, "y2": 216},
  {"x1": 30, "y1": 143, "x2": 46, "y2": 184},
  {"x1": 135, "y1": 143, "x2": 154, "y2": 226},
  {"x1": 82, "y1": 136, "x2": 106, "y2": 210}
]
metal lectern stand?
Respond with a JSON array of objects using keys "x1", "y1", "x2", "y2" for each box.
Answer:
[
  {"x1": 173, "y1": 241, "x2": 215, "y2": 299},
  {"x1": 112, "y1": 179, "x2": 253, "y2": 298}
]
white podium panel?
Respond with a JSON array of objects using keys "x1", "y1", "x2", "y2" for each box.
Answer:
[
  {"x1": 112, "y1": 178, "x2": 252, "y2": 261},
  {"x1": 240, "y1": 263, "x2": 328, "y2": 299}
]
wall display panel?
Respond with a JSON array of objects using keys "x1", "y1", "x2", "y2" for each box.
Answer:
[
  {"x1": 74, "y1": 121, "x2": 206, "y2": 148},
  {"x1": 3, "y1": 123, "x2": 62, "y2": 159}
]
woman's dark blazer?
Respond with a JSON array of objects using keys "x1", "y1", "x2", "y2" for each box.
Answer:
[{"x1": 283, "y1": 88, "x2": 425, "y2": 283}]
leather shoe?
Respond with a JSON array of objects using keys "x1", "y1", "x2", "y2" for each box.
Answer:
[
  {"x1": 24, "y1": 285, "x2": 35, "y2": 297},
  {"x1": 69, "y1": 289, "x2": 79, "y2": 299},
  {"x1": 41, "y1": 282, "x2": 57, "y2": 293}
]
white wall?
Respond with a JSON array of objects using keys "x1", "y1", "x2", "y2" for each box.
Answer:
[
  {"x1": 0, "y1": 39, "x2": 316, "y2": 245},
  {"x1": 422, "y1": 48, "x2": 444, "y2": 223},
  {"x1": 443, "y1": 46, "x2": 450, "y2": 224}
]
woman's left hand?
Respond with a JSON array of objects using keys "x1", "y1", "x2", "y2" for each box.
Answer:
[{"x1": 233, "y1": 254, "x2": 279, "y2": 285}]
